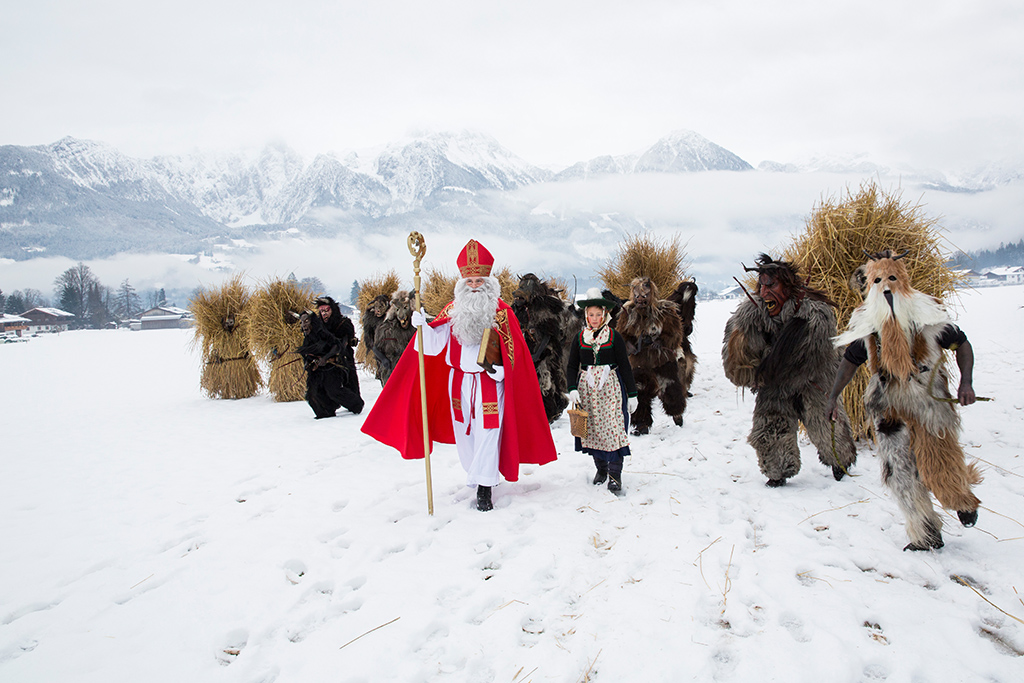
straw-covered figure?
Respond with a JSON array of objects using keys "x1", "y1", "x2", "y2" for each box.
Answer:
[
  {"x1": 828, "y1": 249, "x2": 981, "y2": 551},
  {"x1": 722, "y1": 254, "x2": 857, "y2": 487},
  {"x1": 361, "y1": 240, "x2": 557, "y2": 512},
  {"x1": 567, "y1": 288, "x2": 638, "y2": 494}
]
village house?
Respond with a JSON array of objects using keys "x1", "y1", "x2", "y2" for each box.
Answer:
[
  {"x1": 0, "y1": 313, "x2": 32, "y2": 339},
  {"x1": 138, "y1": 306, "x2": 194, "y2": 330},
  {"x1": 20, "y1": 307, "x2": 76, "y2": 334},
  {"x1": 983, "y1": 266, "x2": 1024, "y2": 286}
]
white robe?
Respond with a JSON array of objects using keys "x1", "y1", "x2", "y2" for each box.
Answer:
[{"x1": 419, "y1": 322, "x2": 506, "y2": 487}]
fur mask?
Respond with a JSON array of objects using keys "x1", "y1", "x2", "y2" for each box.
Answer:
[{"x1": 835, "y1": 250, "x2": 950, "y2": 378}]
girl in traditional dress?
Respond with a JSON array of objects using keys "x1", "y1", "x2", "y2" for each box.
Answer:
[{"x1": 567, "y1": 289, "x2": 638, "y2": 494}]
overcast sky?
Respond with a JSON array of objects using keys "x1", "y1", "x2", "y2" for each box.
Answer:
[{"x1": 4, "y1": 0, "x2": 1023, "y2": 170}]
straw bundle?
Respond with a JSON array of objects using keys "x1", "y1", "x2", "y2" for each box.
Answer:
[
  {"x1": 598, "y1": 233, "x2": 689, "y2": 300},
  {"x1": 782, "y1": 180, "x2": 964, "y2": 438},
  {"x1": 189, "y1": 274, "x2": 263, "y2": 399},
  {"x1": 354, "y1": 270, "x2": 402, "y2": 371},
  {"x1": 420, "y1": 266, "x2": 520, "y2": 314},
  {"x1": 243, "y1": 278, "x2": 316, "y2": 402}
]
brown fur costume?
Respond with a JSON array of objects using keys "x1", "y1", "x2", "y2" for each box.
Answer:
[
  {"x1": 835, "y1": 249, "x2": 981, "y2": 550},
  {"x1": 359, "y1": 294, "x2": 390, "y2": 374},
  {"x1": 666, "y1": 280, "x2": 699, "y2": 396},
  {"x1": 722, "y1": 255, "x2": 857, "y2": 485},
  {"x1": 372, "y1": 290, "x2": 417, "y2": 385},
  {"x1": 613, "y1": 277, "x2": 688, "y2": 434},
  {"x1": 511, "y1": 273, "x2": 575, "y2": 423}
]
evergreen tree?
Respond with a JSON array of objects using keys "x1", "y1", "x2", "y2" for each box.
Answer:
[
  {"x1": 0, "y1": 288, "x2": 5, "y2": 314},
  {"x1": 4, "y1": 290, "x2": 25, "y2": 315},
  {"x1": 350, "y1": 279, "x2": 360, "y2": 305},
  {"x1": 86, "y1": 284, "x2": 113, "y2": 328},
  {"x1": 114, "y1": 279, "x2": 142, "y2": 319}
]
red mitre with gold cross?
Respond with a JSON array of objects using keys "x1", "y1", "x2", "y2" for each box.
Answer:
[{"x1": 456, "y1": 239, "x2": 494, "y2": 278}]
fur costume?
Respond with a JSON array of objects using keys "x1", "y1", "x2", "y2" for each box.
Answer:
[
  {"x1": 834, "y1": 249, "x2": 980, "y2": 550},
  {"x1": 510, "y1": 273, "x2": 574, "y2": 423},
  {"x1": 613, "y1": 277, "x2": 688, "y2": 434},
  {"x1": 295, "y1": 309, "x2": 364, "y2": 418},
  {"x1": 372, "y1": 290, "x2": 417, "y2": 385},
  {"x1": 722, "y1": 255, "x2": 857, "y2": 485},
  {"x1": 360, "y1": 294, "x2": 390, "y2": 374},
  {"x1": 666, "y1": 280, "x2": 699, "y2": 396}
]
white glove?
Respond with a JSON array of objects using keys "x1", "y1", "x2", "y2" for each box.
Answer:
[
  {"x1": 411, "y1": 308, "x2": 427, "y2": 328},
  {"x1": 568, "y1": 389, "x2": 581, "y2": 405},
  {"x1": 628, "y1": 396, "x2": 638, "y2": 414}
]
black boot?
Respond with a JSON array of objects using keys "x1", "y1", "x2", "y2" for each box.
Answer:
[
  {"x1": 476, "y1": 485, "x2": 493, "y2": 512},
  {"x1": 592, "y1": 457, "x2": 608, "y2": 485},
  {"x1": 607, "y1": 461, "x2": 623, "y2": 495}
]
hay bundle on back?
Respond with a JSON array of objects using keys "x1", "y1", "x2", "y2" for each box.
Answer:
[
  {"x1": 190, "y1": 274, "x2": 263, "y2": 399},
  {"x1": 598, "y1": 233, "x2": 689, "y2": 300},
  {"x1": 781, "y1": 180, "x2": 964, "y2": 438},
  {"x1": 244, "y1": 278, "x2": 315, "y2": 402},
  {"x1": 354, "y1": 270, "x2": 402, "y2": 372},
  {"x1": 420, "y1": 266, "x2": 520, "y2": 314}
]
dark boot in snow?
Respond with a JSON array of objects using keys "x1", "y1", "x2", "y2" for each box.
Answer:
[
  {"x1": 593, "y1": 457, "x2": 608, "y2": 485},
  {"x1": 477, "y1": 485, "x2": 493, "y2": 512},
  {"x1": 608, "y1": 461, "x2": 623, "y2": 496}
]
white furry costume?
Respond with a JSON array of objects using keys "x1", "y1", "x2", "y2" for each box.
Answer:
[{"x1": 835, "y1": 251, "x2": 980, "y2": 550}]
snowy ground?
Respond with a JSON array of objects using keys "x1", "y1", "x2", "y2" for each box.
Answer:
[{"x1": 1, "y1": 286, "x2": 1022, "y2": 683}]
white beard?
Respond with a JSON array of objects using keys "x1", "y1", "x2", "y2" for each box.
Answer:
[
  {"x1": 835, "y1": 285, "x2": 950, "y2": 347},
  {"x1": 451, "y1": 277, "x2": 500, "y2": 346}
]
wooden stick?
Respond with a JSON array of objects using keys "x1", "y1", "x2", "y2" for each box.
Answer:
[{"x1": 408, "y1": 232, "x2": 434, "y2": 516}]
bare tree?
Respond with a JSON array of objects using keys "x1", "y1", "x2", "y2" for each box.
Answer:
[{"x1": 54, "y1": 262, "x2": 99, "y2": 322}]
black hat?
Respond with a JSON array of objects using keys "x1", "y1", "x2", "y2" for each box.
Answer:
[{"x1": 577, "y1": 287, "x2": 616, "y2": 310}]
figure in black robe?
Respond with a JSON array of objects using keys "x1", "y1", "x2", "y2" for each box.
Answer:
[{"x1": 296, "y1": 297, "x2": 363, "y2": 418}]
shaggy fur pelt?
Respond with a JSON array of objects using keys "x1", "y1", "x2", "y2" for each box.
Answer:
[
  {"x1": 836, "y1": 250, "x2": 980, "y2": 550},
  {"x1": 372, "y1": 290, "x2": 417, "y2": 385},
  {"x1": 511, "y1": 273, "x2": 573, "y2": 423},
  {"x1": 666, "y1": 280, "x2": 699, "y2": 396},
  {"x1": 359, "y1": 294, "x2": 390, "y2": 370},
  {"x1": 722, "y1": 294, "x2": 857, "y2": 484},
  {"x1": 613, "y1": 277, "x2": 688, "y2": 433},
  {"x1": 296, "y1": 312, "x2": 364, "y2": 417}
]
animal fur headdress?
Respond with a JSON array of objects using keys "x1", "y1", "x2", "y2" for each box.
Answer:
[
  {"x1": 742, "y1": 254, "x2": 835, "y2": 308},
  {"x1": 835, "y1": 249, "x2": 951, "y2": 378}
]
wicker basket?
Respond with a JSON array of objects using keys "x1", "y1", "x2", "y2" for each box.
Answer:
[{"x1": 567, "y1": 403, "x2": 588, "y2": 439}]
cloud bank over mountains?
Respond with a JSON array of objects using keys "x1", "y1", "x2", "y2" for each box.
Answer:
[{"x1": 2, "y1": 129, "x2": 1021, "y2": 297}]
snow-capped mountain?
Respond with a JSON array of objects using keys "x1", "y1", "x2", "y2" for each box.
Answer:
[
  {"x1": 555, "y1": 130, "x2": 752, "y2": 180},
  {"x1": 3, "y1": 129, "x2": 1020, "y2": 262}
]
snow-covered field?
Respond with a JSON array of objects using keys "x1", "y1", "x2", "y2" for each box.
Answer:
[{"x1": 2, "y1": 286, "x2": 1022, "y2": 682}]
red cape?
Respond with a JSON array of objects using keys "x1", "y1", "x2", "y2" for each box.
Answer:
[{"x1": 361, "y1": 299, "x2": 557, "y2": 482}]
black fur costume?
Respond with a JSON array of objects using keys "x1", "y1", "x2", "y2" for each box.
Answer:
[
  {"x1": 722, "y1": 255, "x2": 856, "y2": 485},
  {"x1": 613, "y1": 277, "x2": 689, "y2": 435},
  {"x1": 296, "y1": 298, "x2": 363, "y2": 418},
  {"x1": 511, "y1": 273, "x2": 575, "y2": 423},
  {"x1": 372, "y1": 290, "x2": 417, "y2": 385}
]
